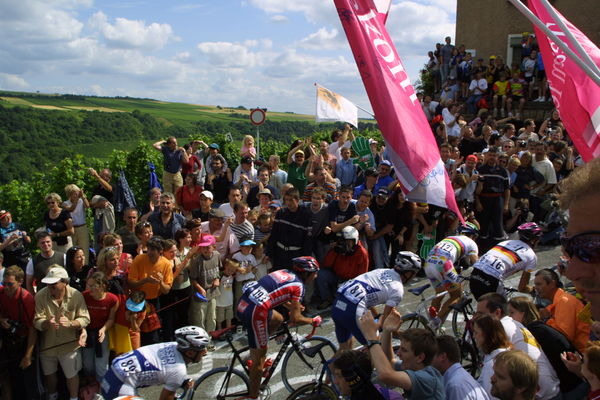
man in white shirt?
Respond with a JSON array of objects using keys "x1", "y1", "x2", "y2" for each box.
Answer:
[
  {"x1": 328, "y1": 123, "x2": 355, "y2": 159},
  {"x1": 442, "y1": 102, "x2": 462, "y2": 137},
  {"x1": 530, "y1": 141, "x2": 557, "y2": 221},
  {"x1": 466, "y1": 71, "x2": 488, "y2": 114}
]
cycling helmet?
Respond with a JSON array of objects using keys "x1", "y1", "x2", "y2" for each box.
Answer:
[
  {"x1": 457, "y1": 222, "x2": 479, "y2": 237},
  {"x1": 341, "y1": 226, "x2": 359, "y2": 245},
  {"x1": 175, "y1": 326, "x2": 210, "y2": 352},
  {"x1": 517, "y1": 222, "x2": 543, "y2": 242},
  {"x1": 393, "y1": 251, "x2": 422, "y2": 274},
  {"x1": 292, "y1": 256, "x2": 320, "y2": 273}
]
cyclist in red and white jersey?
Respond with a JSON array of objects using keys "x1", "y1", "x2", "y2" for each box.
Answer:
[
  {"x1": 469, "y1": 222, "x2": 542, "y2": 300},
  {"x1": 236, "y1": 256, "x2": 322, "y2": 400},
  {"x1": 424, "y1": 222, "x2": 480, "y2": 326}
]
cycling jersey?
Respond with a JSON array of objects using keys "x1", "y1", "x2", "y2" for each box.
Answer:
[
  {"x1": 424, "y1": 236, "x2": 478, "y2": 288},
  {"x1": 332, "y1": 269, "x2": 404, "y2": 345},
  {"x1": 472, "y1": 239, "x2": 537, "y2": 281},
  {"x1": 101, "y1": 342, "x2": 187, "y2": 398},
  {"x1": 236, "y1": 270, "x2": 305, "y2": 349}
]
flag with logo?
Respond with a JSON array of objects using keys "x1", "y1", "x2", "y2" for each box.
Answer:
[
  {"x1": 333, "y1": 0, "x2": 461, "y2": 219},
  {"x1": 315, "y1": 84, "x2": 359, "y2": 128},
  {"x1": 528, "y1": 0, "x2": 600, "y2": 161}
]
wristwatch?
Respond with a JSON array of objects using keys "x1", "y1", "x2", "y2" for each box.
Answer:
[{"x1": 367, "y1": 339, "x2": 381, "y2": 349}]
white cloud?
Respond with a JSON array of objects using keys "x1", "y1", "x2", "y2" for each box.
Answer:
[
  {"x1": 247, "y1": 0, "x2": 336, "y2": 24},
  {"x1": 197, "y1": 41, "x2": 258, "y2": 68},
  {"x1": 297, "y1": 27, "x2": 343, "y2": 50},
  {"x1": 269, "y1": 15, "x2": 288, "y2": 23},
  {"x1": 88, "y1": 11, "x2": 177, "y2": 51},
  {"x1": 0, "y1": 73, "x2": 29, "y2": 89}
]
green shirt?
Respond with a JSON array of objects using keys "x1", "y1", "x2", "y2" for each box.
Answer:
[{"x1": 287, "y1": 161, "x2": 309, "y2": 195}]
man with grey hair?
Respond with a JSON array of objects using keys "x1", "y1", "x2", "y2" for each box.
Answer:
[
  {"x1": 148, "y1": 192, "x2": 186, "y2": 240},
  {"x1": 34, "y1": 267, "x2": 90, "y2": 400}
]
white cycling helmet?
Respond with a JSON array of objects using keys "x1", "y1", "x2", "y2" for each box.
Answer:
[
  {"x1": 175, "y1": 326, "x2": 210, "y2": 352},
  {"x1": 341, "y1": 226, "x2": 359, "y2": 245}
]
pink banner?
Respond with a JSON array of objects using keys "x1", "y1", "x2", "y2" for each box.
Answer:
[
  {"x1": 529, "y1": 0, "x2": 600, "y2": 161},
  {"x1": 334, "y1": 0, "x2": 462, "y2": 219}
]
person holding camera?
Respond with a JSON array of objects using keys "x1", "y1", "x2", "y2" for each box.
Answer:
[{"x1": 0, "y1": 265, "x2": 39, "y2": 399}]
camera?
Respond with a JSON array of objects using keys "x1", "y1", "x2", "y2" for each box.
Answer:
[
  {"x1": 7, "y1": 320, "x2": 21, "y2": 335},
  {"x1": 519, "y1": 141, "x2": 527, "y2": 147}
]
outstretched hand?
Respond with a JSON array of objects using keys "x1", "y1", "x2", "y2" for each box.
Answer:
[{"x1": 382, "y1": 309, "x2": 402, "y2": 333}]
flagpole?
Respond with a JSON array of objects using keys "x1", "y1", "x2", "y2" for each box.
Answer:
[
  {"x1": 507, "y1": 0, "x2": 600, "y2": 86},
  {"x1": 538, "y1": 0, "x2": 600, "y2": 77},
  {"x1": 356, "y1": 104, "x2": 375, "y2": 119}
]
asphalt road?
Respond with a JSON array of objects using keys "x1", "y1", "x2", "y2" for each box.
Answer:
[{"x1": 139, "y1": 243, "x2": 564, "y2": 400}]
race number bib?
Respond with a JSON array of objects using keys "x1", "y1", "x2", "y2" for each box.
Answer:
[
  {"x1": 249, "y1": 286, "x2": 270, "y2": 305},
  {"x1": 114, "y1": 353, "x2": 141, "y2": 376},
  {"x1": 344, "y1": 283, "x2": 366, "y2": 304}
]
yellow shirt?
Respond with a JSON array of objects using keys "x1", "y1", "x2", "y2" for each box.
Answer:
[{"x1": 128, "y1": 254, "x2": 173, "y2": 300}]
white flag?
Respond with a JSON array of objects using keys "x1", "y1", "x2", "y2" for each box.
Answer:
[{"x1": 315, "y1": 84, "x2": 358, "y2": 128}]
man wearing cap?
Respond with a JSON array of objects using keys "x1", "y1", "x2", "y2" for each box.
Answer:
[
  {"x1": 268, "y1": 188, "x2": 312, "y2": 270},
  {"x1": 374, "y1": 160, "x2": 395, "y2": 193},
  {"x1": 0, "y1": 209, "x2": 32, "y2": 270},
  {"x1": 253, "y1": 188, "x2": 274, "y2": 214},
  {"x1": 246, "y1": 166, "x2": 279, "y2": 209},
  {"x1": 287, "y1": 140, "x2": 315, "y2": 195},
  {"x1": 153, "y1": 137, "x2": 190, "y2": 195},
  {"x1": 192, "y1": 190, "x2": 214, "y2": 221},
  {"x1": 25, "y1": 232, "x2": 66, "y2": 293},
  {"x1": 230, "y1": 201, "x2": 255, "y2": 243},
  {"x1": 475, "y1": 147, "x2": 510, "y2": 242},
  {"x1": 34, "y1": 266, "x2": 90, "y2": 400},
  {"x1": 201, "y1": 209, "x2": 240, "y2": 260},
  {"x1": 204, "y1": 143, "x2": 228, "y2": 175},
  {"x1": 188, "y1": 234, "x2": 221, "y2": 332},
  {"x1": 369, "y1": 188, "x2": 395, "y2": 268}
]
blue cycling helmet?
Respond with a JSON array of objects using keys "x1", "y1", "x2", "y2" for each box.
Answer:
[{"x1": 457, "y1": 222, "x2": 479, "y2": 237}]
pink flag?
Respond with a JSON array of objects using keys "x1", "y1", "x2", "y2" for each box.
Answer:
[
  {"x1": 333, "y1": 0, "x2": 462, "y2": 219},
  {"x1": 529, "y1": 0, "x2": 600, "y2": 161}
]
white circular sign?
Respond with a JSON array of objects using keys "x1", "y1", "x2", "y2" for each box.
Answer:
[{"x1": 250, "y1": 108, "x2": 266, "y2": 126}]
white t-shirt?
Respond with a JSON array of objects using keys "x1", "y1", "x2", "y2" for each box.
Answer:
[
  {"x1": 63, "y1": 198, "x2": 86, "y2": 226},
  {"x1": 469, "y1": 78, "x2": 488, "y2": 95},
  {"x1": 110, "y1": 342, "x2": 188, "y2": 393},
  {"x1": 329, "y1": 140, "x2": 352, "y2": 159},
  {"x1": 337, "y1": 269, "x2": 404, "y2": 310},
  {"x1": 232, "y1": 252, "x2": 256, "y2": 282},
  {"x1": 531, "y1": 157, "x2": 557, "y2": 195},
  {"x1": 478, "y1": 347, "x2": 508, "y2": 398},
  {"x1": 472, "y1": 240, "x2": 536, "y2": 280},
  {"x1": 442, "y1": 108, "x2": 461, "y2": 137},
  {"x1": 216, "y1": 275, "x2": 234, "y2": 307},
  {"x1": 500, "y1": 316, "x2": 560, "y2": 399}
]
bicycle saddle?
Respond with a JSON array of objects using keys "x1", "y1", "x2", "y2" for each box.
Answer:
[
  {"x1": 301, "y1": 340, "x2": 331, "y2": 358},
  {"x1": 407, "y1": 283, "x2": 431, "y2": 296}
]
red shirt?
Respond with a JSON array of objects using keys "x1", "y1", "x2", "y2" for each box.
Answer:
[
  {"x1": 181, "y1": 155, "x2": 202, "y2": 175},
  {"x1": 0, "y1": 286, "x2": 35, "y2": 337},
  {"x1": 176, "y1": 185, "x2": 203, "y2": 212},
  {"x1": 83, "y1": 290, "x2": 119, "y2": 330},
  {"x1": 323, "y1": 241, "x2": 369, "y2": 280}
]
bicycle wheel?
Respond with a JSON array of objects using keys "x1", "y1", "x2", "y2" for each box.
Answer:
[
  {"x1": 286, "y1": 382, "x2": 338, "y2": 400},
  {"x1": 281, "y1": 336, "x2": 337, "y2": 393},
  {"x1": 458, "y1": 336, "x2": 481, "y2": 378},
  {"x1": 399, "y1": 313, "x2": 434, "y2": 334},
  {"x1": 451, "y1": 300, "x2": 474, "y2": 339},
  {"x1": 191, "y1": 367, "x2": 249, "y2": 400}
]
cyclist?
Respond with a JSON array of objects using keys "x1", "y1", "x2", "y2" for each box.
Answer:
[
  {"x1": 101, "y1": 326, "x2": 209, "y2": 400},
  {"x1": 423, "y1": 222, "x2": 480, "y2": 327},
  {"x1": 332, "y1": 251, "x2": 421, "y2": 352},
  {"x1": 235, "y1": 256, "x2": 322, "y2": 400},
  {"x1": 469, "y1": 222, "x2": 542, "y2": 300}
]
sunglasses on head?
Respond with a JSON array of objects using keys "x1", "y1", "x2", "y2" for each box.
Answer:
[{"x1": 560, "y1": 231, "x2": 600, "y2": 264}]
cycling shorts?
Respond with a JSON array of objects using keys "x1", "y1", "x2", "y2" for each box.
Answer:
[
  {"x1": 331, "y1": 295, "x2": 367, "y2": 345},
  {"x1": 236, "y1": 296, "x2": 272, "y2": 349},
  {"x1": 469, "y1": 268, "x2": 502, "y2": 300},
  {"x1": 424, "y1": 255, "x2": 461, "y2": 289}
]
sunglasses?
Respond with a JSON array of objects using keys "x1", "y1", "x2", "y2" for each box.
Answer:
[
  {"x1": 560, "y1": 231, "x2": 600, "y2": 263},
  {"x1": 2, "y1": 281, "x2": 14, "y2": 287}
]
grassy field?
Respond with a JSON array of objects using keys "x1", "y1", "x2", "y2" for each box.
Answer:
[{"x1": 0, "y1": 91, "x2": 316, "y2": 126}]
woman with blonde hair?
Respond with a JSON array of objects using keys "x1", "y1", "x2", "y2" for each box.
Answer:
[
  {"x1": 509, "y1": 296, "x2": 586, "y2": 397},
  {"x1": 44, "y1": 192, "x2": 74, "y2": 252},
  {"x1": 63, "y1": 184, "x2": 90, "y2": 262}
]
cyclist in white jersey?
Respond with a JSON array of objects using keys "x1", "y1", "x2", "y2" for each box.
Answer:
[
  {"x1": 101, "y1": 326, "x2": 209, "y2": 399},
  {"x1": 469, "y1": 223, "x2": 542, "y2": 299},
  {"x1": 332, "y1": 251, "x2": 421, "y2": 351},
  {"x1": 424, "y1": 222, "x2": 480, "y2": 326}
]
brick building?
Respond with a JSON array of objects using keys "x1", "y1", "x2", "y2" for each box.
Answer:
[{"x1": 455, "y1": 0, "x2": 599, "y2": 67}]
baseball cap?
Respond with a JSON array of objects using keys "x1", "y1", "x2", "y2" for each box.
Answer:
[
  {"x1": 295, "y1": 149, "x2": 305, "y2": 156},
  {"x1": 208, "y1": 208, "x2": 226, "y2": 219},
  {"x1": 126, "y1": 298, "x2": 146, "y2": 312},
  {"x1": 241, "y1": 156, "x2": 253, "y2": 164},
  {"x1": 208, "y1": 143, "x2": 220, "y2": 150},
  {"x1": 41, "y1": 267, "x2": 69, "y2": 284},
  {"x1": 489, "y1": 55, "x2": 496, "y2": 59},
  {"x1": 269, "y1": 200, "x2": 282, "y2": 208},
  {"x1": 240, "y1": 239, "x2": 256, "y2": 247},
  {"x1": 0, "y1": 210, "x2": 10, "y2": 219},
  {"x1": 379, "y1": 160, "x2": 392, "y2": 167},
  {"x1": 377, "y1": 187, "x2": 391, "y2": 197},
  {"x1": 200, "y1": 190, "x2": 213, "y2": 200},
  {"x1": 258, "y1": 188, "x2": 273, "y2": 198},
  {"x1": 368, "y1": 138, "x2": 378, "y2": 145},
  {"x1": 466, "y1": 155, "x2": 478, "y2": 163}
]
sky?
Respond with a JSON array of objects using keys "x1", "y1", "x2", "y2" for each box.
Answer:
[{"x1": 0, "y1": 0, "x2": 456, "y2": 117}]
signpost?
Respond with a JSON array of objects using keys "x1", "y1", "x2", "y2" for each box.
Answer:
[{"x1": 249, "y1": 108, "x2": 266, "y2": 158}]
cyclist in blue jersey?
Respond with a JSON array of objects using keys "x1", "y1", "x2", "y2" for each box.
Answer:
[{"x1": 101, "y1": 326, "x2": 209, "y2": 400}]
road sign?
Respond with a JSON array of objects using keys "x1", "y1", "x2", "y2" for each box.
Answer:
[{"x1": 250, "y1": 108, "x2": 266, "y2": 126}]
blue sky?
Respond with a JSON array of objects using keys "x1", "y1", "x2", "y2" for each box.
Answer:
[{"x1": 0, "y1": 0, "x2": 456, "y2": 116}]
